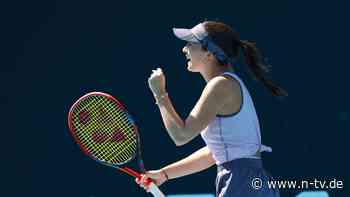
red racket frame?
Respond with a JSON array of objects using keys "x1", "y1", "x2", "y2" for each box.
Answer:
[{"x1": 68, "y1": 92, "x2": 150, "y2": 183}]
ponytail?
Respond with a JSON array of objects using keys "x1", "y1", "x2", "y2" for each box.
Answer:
[{"x1": 239, "y1": 40, "x2": 288, "y2": 97}]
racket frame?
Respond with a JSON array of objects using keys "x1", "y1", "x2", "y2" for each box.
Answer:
[
  {"x1": 68, "y1": 92, "x2": 165, "y2": 197},
  {"x1": 68, "y1": 92, "x2": 143, "y2": 177}
]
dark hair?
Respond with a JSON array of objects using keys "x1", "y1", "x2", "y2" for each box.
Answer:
[{"x1": 203, "y1": 21, "x2": 288, "y2": 97}]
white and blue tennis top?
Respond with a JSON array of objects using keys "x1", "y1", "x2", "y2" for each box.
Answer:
[{"x1": 200, "y1": 72, "x2": 272, "y2": 165}]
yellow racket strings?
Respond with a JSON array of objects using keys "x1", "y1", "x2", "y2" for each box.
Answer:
[{"x1": 72, "y1": 95, "x2": 137, "y2": 164}]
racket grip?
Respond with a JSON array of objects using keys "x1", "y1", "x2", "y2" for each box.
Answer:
[
  {"x1": 120, "y1": 167, "x2": 165, "y2": 196},
  {"x1": 148, "y1": 182, "x2": 165, "y2": 197}
]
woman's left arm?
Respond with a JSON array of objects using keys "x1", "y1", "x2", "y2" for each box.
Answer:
[{"x1": 148, "y1": 68, "x2": 235, "y2": 146}]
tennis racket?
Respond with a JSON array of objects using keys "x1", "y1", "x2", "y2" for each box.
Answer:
[{"x1": 68, "y1": 92, "x2": 165, "y2": 197}]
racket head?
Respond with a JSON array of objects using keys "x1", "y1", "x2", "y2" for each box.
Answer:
[{"x1": 68, "y1": 92, "x2": 141, "y2": 167}]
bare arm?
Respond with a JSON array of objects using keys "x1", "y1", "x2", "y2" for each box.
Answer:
[
  {"x1": 161, "y1": 146, "x2": 216, "y2": 180},
  {"x1": 153, "y1": 75, "x2": 236, "y2": 146},
  {"x1": 137, "y1": 146, "x2": 261, "y2": 188},
  {"x1": 136, "y1": 146, "x2": 216, "y2": 188}
]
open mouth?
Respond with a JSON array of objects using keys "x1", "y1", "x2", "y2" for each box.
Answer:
[
  {"x1": 184, "y1": 53, "x2": 190, "y2": 60},
  {"x1": 187, "y1": 59, "x2": 192, "y2": 67},
  {"x1": 183, "y1": 48, "x2": 192, "y2": 67},
  {"x1": 185, "y1": 54, "x2": 192, "y2": 66}
]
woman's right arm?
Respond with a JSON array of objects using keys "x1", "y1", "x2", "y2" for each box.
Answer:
[
  {"x1": 136, "y1": 146, "x2": 215, "y2": 187},
  {"x1": 162, "y1": 146, "x2": 215, "y2": 179}
]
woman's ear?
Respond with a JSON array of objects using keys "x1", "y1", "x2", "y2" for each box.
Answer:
[{"x1": 206, "y1": 52, "x2": 216, "y2": 62}]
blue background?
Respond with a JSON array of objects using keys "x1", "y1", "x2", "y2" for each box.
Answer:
[{"x1": 2, "y1": 0, "x2": 349, "y2": 196}]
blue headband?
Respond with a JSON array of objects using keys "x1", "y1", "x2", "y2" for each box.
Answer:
[
  {"x1": 199, "y1": 36, "x2": 237, "y2": 66},
  {"x1": 173, "y1": 23, "x2": 237, "y2": 66}
]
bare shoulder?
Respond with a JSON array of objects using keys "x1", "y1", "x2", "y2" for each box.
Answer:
[
  {"x1": 206, "y1": 75, "x2": 240, "y2": 95},
  {"x1": 204, "y1": 75, "x2": 242, "y2": 114}
]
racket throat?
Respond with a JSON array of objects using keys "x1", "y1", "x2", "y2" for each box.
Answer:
[{"x1": 119, "y1": 167, "x2": 141, "y2": 179}]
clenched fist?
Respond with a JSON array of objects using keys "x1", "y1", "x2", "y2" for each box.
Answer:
[{"x1": 148, "y1": 68, "x2": 166, "y2": 97}]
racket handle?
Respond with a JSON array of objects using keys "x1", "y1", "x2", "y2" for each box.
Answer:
[
  {"x1": 148, "y1": 182, "x2": 166, "y2": 197},
  {"x1": 120, "y1": 167, "x2": 166, "y2": 197}
]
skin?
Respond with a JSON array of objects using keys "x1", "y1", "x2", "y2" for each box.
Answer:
[{"x1": 136, "y1": 41, "x2": 242, "y2": 191}]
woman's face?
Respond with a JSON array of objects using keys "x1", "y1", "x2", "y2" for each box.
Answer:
[{"x1": 182, "y1": 42, "x2": 207, "y2": 72}]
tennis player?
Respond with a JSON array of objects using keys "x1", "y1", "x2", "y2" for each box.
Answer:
[{"x1": 136, "y1": 21, "x2": 287, "y2": 197}]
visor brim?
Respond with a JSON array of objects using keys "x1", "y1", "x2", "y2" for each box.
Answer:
[{"x1": 172, "y1": 28, "x2": 199, "y2": 43}]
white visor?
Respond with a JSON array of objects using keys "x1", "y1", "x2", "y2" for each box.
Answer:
[{"x1": 172, "y1": 23, "x2": 208, "y2": 43}]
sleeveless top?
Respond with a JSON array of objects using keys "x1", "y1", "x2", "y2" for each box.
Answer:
[{"x1": 200, "y1": 72, "x2": 272, "y2": 165}]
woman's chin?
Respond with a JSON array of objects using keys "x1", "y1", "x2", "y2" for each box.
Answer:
[
  {"x1": 187, "y1": 61, "x2": 197, "y2": 72},
  {"x1": 187, "y1": 65, "x2": 193, "y2": 71}
]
